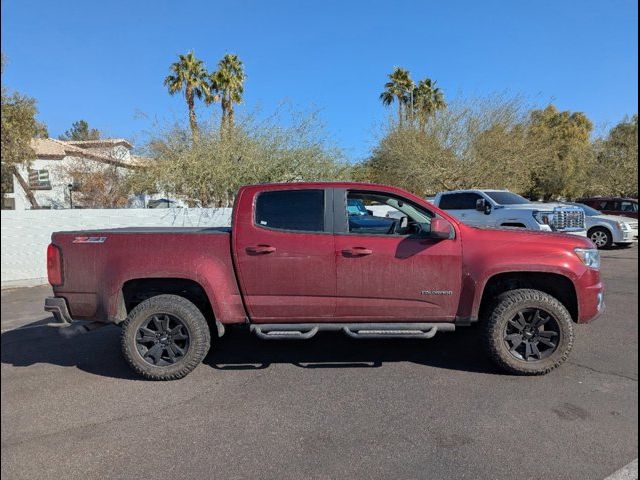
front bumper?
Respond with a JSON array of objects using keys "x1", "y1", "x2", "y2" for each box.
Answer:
[
  {"x1": 44, "y1": 297, "x2": 73, "y2": 324},
  {"x1": 620, "y1": 228, "x2": 638, "y2": 243},
  {"x1": 578, "y1": 281, "x2": 605, "y2": 323}
]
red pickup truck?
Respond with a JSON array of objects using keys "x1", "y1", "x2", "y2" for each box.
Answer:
[{"x1": 45, "y1": 182, "x2": 605, "y2": 380}]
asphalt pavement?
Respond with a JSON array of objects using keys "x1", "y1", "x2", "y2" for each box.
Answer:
[{"x1": 1, "y1": 246, "x2": 638, "y2": 479}]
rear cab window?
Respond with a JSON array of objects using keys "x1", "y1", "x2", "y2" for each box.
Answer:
[{"x1": 254, "y1": 189, "x2": 326, "y2": 233}]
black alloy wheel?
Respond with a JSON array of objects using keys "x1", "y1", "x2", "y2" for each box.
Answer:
[
  {"x1": 482, "y1": 289, "x2": 574, "y2": 375},
  {"x1": 503, "y1": 308, "x2": 560, "y2": 362},
  {"x1": 135, "y1": 313, "x2": 191, "y2": 366}
]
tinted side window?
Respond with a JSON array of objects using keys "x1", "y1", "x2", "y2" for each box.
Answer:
[
  {"x1": 255, "y1": 189, "x2": 325, "y2": 232},
  {"x1": 439, "y1": 193, "x2": 482, "y2": 210},
  {"x1": 620, "y1": 201, "x2": 638, "y2": 213},
  {"x1": 604, "y1": 201, "x2": 620, "y2": 211}
]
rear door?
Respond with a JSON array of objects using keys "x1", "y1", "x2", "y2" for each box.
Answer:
[
  {"x1": 333, "y1": 188, "x2": 463, "y2": 321},
  {"x1": 233, "y1": 187, "x2": 336, "y2": 322}
]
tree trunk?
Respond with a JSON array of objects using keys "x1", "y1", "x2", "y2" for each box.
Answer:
[
  {"x1": 228, "y1": 100, "x2": 234, "y2": 129},
  {"x1": 397, "y1": 97, "x2": 403, "y2": 127},
  {"x1": 186, "y1": 87, "x2": 198, "y2": 139},
  {"x1": 221, "y1": 96, "x2": 230, "y2": 132},
  {"x1": 10, "y1": 165, "x2": 39, "y2": 209}
]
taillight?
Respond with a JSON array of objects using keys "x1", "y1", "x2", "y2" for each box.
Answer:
[{"x1": 47, "y1": 244, "x2": 63, "y2": 286}]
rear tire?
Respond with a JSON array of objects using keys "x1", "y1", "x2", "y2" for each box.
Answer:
[
  {"x1": 588, "y1": 227, "x2": 612, "y2": 249},
  {"x1": 121, "y1": 294, "x2": 211, "y2": 380},
  {"x1": 482, "y1": 289, "x2": 574, "y2": 375}
]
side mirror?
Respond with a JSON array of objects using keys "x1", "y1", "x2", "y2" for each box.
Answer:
[
  {"x1": 476, "y1": 198, "x2": 492, "y2": 215},
  {"x1": 419, "y1": 218, "x2": 452, "y2": 239}
]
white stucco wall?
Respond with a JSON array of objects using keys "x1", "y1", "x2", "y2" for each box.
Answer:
[{"x1": 1, "y1": 208, "x2": 232, "y2": 288}]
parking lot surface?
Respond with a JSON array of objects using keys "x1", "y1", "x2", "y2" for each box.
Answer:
[{"x1": 1, "y1": 247, "x2": 638, "y2": 480}]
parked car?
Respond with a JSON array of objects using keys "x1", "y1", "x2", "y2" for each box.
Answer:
[
  {"x1": 45, "y1": 182, "x2": 604, "y2": 380},
  {"x1": 431, "y1": 189, "x2": 587, "y2": 236},
  {"x1": 566, "y1": 202, "x2": 638, "y2": 248},
  {"x1": 578, "y1": 197, "x2": 638, "y2": 219},
  {"x1": 347, "y1": 198, "x2": 397, "y2": 234}
]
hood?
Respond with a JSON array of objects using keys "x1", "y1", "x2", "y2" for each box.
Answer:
[
  {"x1": 466, "y1": 223, "x2": 594, "y2": 249},
  {"x1": 591, "y1": 213, "x2": 636, "y2": 224}
]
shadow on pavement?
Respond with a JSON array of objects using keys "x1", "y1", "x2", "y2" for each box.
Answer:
[
  {"x1": 1, "y1": 320, "x2": 500, "y2": 380},
  {"x1": 1, "y1": 319, "x2": 138, "y2": 380},
  {"x1": 205, "y1": 326, "x2": 499, "y2": 374}
]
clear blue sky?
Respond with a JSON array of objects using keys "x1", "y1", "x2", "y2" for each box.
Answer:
[{"x1": 2, "y1": 0, "x2": 638, "y2": 160}]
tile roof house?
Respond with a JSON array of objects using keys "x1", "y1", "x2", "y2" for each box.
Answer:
[{"x1": 3, "y1": 138, "x2": 146, "y2": 210}]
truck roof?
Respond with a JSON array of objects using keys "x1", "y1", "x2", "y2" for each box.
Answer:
[
  {"x1": 436, "y1": 189, "x2": 511, "y2": 195},
  {"x1": 240, "y1": 181, "x2": 397, "y2": 190}
]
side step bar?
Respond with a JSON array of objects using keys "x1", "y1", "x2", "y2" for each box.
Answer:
[{"x1": 250, "y1": 323, "x2": 455, "y2": 340}]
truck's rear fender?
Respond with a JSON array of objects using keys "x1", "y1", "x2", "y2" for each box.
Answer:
[{"x1": 105, "y1": 257, "x2": 247, "y2": 326}]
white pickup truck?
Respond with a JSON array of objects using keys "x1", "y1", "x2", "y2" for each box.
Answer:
[{"x1": 429, "y1": 189, "x2": 587, "y2": 236}]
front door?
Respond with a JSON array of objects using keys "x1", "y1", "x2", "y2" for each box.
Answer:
[
  {"x1": 233, "y1": 187, "x2": 336, "y2": 322},
  {"x1": 333, "y1": 189, "x2": 463, "y2": 321},
  {"x1": 437, "y1": 192, "x2": 488, "y2": 227}
]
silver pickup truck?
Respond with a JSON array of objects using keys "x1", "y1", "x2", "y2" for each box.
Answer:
[{"x1": 430, "y1": 190, "x2": 586, "y2": 236}]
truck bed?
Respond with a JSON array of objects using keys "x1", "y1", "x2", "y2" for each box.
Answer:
[{"x1": 50, "y1": 227, "x2": 245, "y2": 324}]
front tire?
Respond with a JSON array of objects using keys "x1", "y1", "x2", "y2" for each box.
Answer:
[
  {"x1": 588, "y1": 227, "x2": 612, "y2": 249},
  {"x1": 483, "y1": 289, "x2": 574, "y2": 375},
  {"x1": 121, "y1": 294, "x2": 211, "y2": 380}
]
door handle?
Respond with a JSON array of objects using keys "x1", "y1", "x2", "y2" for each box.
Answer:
[
  {"x1": 246, "y1": 245, "x2": 276, "y2": 254},
  {"x1": 342, "y1": 247, "x2": 373, "y2": 256}
]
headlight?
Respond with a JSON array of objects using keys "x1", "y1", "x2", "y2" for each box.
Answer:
[
  {"x1": 617, "y1": 221, "x2": 630, "y2": 230},
  {"x1": 533, "y1": 211, "x2": 554, "y2": 225},
  {"x1": 574, "y1": 248, "x2": 600, "y2": 269}
]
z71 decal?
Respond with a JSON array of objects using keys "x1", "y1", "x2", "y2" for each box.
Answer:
[{"x1": 72, "y1": 236, "x2": 107, "y2": 244}]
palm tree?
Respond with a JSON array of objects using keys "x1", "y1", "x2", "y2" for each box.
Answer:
[
  {"x1": 164, "y1": 51, "x2": 211, "y2": 138},
  {"x1": 379, "y1": 67, "x2": 414, "y2": 126},
  {"x1": 210, "y1": 54, "x2": 246, "y2": 130},
  {"x1": 412, "y1": 78, "x2": 446, "y2": 132}
]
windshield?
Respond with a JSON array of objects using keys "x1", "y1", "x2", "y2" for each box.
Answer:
[
  {"x1": 568, "y1": 202, "x2": 601, "y2": 216},
  {"x1": 485, "y1": 191, "x2": 531, "y2": 205}
]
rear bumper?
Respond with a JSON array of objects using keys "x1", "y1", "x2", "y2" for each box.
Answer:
[{"x1": 44, "y1": 297, "x2": 73, "y2": 324}]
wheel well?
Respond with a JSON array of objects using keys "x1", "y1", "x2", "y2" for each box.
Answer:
[
  {"x1": 121, "y1": 278, "x2": 215, "y2": 324},
  {"x1": 479, "y1": 272, "x2": 578, "y2": 322},
  {"x1": 500, "y1": 223, "x2": 527, "y2": 228}
]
